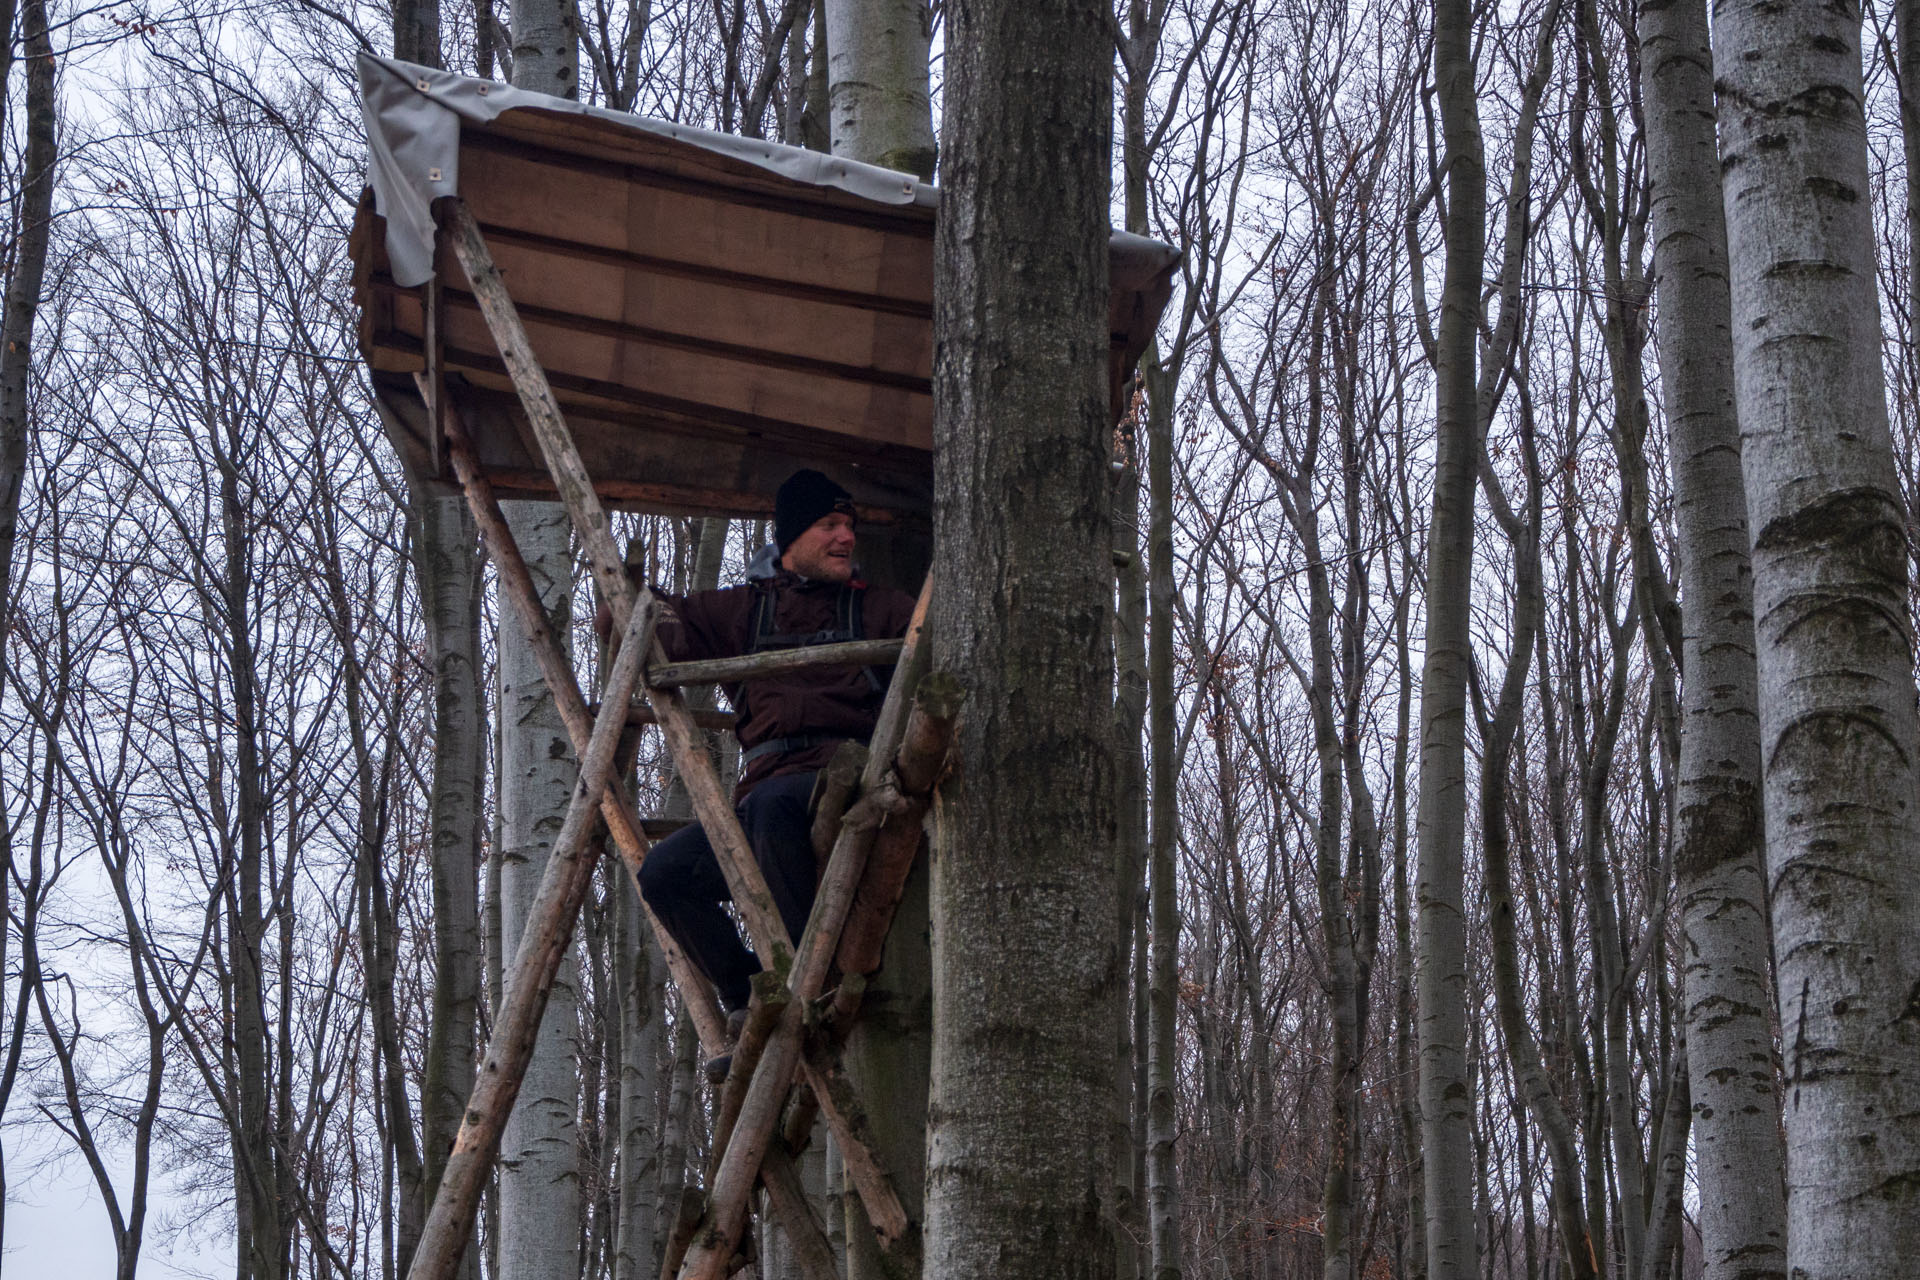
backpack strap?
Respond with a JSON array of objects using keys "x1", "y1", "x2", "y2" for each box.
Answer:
[{"x1": 738, "y1": 583, "x2": 881, "y2": 720}]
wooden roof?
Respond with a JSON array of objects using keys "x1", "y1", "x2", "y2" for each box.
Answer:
[{"x1": 349, "y1": 55, "x2": 1179, "y2": 524}]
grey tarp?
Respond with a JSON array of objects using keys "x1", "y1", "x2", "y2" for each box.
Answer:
[{"x1": 351, "y1": 52, "x2": 1179, "y2": 533}]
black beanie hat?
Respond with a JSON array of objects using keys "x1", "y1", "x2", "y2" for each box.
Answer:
[{"x1": 774, "y1": 469, "x2": 856, "y2": 552}]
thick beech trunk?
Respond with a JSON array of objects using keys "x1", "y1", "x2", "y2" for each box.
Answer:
[
  {"x1": 823, "y1": 0, "x2": 934, "y2": 179},
  {"x1": 495, "y1": 502, "x2": 583, "y2": 1280},
  {"x1": 1715, "y1": 0, "x2": 1920, "y2": 1271},
  {"x1": 923, "y1": 2, "x2": 1119, "y2": 1276},
  {"x1": 1636, "y1": 0, "x2": 1787, "y2": 1273}
]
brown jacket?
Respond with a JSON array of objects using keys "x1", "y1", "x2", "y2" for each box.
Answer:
[{"x1": 658, "y1": 569, "x2": 917, "y2": 798}]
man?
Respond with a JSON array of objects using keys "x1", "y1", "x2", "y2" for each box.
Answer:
[{"x1": 635, "y1": 469, "x2": 916, "y2": 1038}]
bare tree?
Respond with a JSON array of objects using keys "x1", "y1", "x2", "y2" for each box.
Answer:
[
  {"x1": 1636, "y1": 0, "x2": 1788, "y2": 1271},
  {"x1": 924, "y1": 1, "x2": 1120, "y2": 1276},
  {"x1": 1715, "y1": 0, "x2": 1920, "y2": 1272}
]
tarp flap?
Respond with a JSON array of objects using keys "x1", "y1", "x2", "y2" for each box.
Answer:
[{"x1": 358, "y1": 52, "x2": 939, "y2": 288}]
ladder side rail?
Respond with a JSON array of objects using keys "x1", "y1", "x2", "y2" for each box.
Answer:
[
  {"x1": 433, "y1": 386, "x2": 730, "y2": 1051},
  {"x1": 444, "y1": 201, "x2": 795, "y2": 980},
  {"x1": 440, "y1": 388, "x2": 838, "y2": 1275},
  {"x1": 408, "y1": 588, "x2": 656, "y2": 1280}
]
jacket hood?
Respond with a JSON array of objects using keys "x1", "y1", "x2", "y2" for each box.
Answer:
[
  {"x1": 746, "y1": 542, "x2": 780, "y2": 580},
  {"x1": 744, "y1": 542, "x2": 861, "y2": 586}
]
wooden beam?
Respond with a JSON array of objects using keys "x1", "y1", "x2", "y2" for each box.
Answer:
[
  {"x1": 444, "y1": 202, "x2": 797, "y2": 979},
  {"x1": 648, "y1": 639, "x2": 903, "y2": 689},
  {"x1": 428, "y1": 380, "x2": 728, "y2": 1052},
  {"x1": 471, "y1": 220, "x2": 933, "y2": 319},
  {"x1": 407, "y1": 591, "x2": 654, "y2": 1280},
  {"x1": 758, "y1": 1143, "x2": 841, "y2": 1280}
]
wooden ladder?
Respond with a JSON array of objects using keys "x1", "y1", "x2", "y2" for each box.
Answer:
[{"x1": 405, "y1": 199, "x2": 959, "y2": 1280}]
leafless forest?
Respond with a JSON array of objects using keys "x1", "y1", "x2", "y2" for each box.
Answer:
[{"x1": 1, "y1": 0, "x2": 1917, "y2": 1278}]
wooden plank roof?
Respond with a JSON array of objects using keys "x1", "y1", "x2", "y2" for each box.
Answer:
[{"x1": 350, "y1": 54, "x2": 1179, "y2": 524}]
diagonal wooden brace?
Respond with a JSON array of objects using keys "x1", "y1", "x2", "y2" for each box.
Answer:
[
  {"x1": 429, "y1": 380, "x2": 727, "y2": 1052},
  {"x1": 445, "y1": 199, "x2": 796, "y2": 983},
  {"x1": 407, "y1": 589, "x2": 655, "y2": 1280}
]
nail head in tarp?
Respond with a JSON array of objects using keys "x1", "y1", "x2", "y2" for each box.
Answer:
[{"x1": 349, "y1": 53, "x2": 1180, "y2": 526}]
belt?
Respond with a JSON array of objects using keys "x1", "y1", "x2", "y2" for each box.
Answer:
[{"x1": 739, "y1": 734, "x2": 848, "y2": 768}]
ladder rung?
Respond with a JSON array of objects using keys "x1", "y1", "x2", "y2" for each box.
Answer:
[
  {"x1": 621, "y1": 704, "x2": 736, "y2": 732},
  {"x1": 646, "y1": 638, "x2": 905, "y2": 689},
  {"x1": 585, "y1": 701, "x2": 736, "y2": 733},
  {"x1": 641, "y1": 817, "x2": 694, "y2": 841}
]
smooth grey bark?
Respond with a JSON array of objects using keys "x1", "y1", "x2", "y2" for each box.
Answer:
[
  {"x1": 821, "y1": 9, "x2": 933, "y2": 1275},
  {"x1": 1714, "y1": 0, "x2": 1920, "y2": 1272},
  {"x1": 611, "y1": 876, "x2": 663, "y2": 1280},
  {"x1": 1414, "y1": 0, "x2": 1485, "y2": 1270},
  {"x1": 491, "y1": 8, "x2": 582, "y2": 1270},
  {"x1": 1636, "y1": 0, "x2": 1788, "y2": 1272},
  {"x1": 923, "y1": 2, "x2": 1119, "y2": 1277},
  {"x1": 512, "y1": 0, "x2": 579, "y2": 98},
  {"x1": 414, "y1": 492, "x2": 485, "y2": 1280},
  {"x1": 823, "y1": 0, "x2": 934, "y2": 178},
  {"x1": 494, "y1": 501, "x2": 583, "y2": 1280}
]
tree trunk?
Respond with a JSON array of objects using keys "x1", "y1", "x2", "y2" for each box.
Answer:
[
  {"x1": 823, "y1": 0, "x2": 934, "y2": 179},
  {"x1": 1715, "y1": 0, "x2": 1920, "y2": 1273},
  {"x1": 415, "y1": 492, "x2": 486, "y2": 1280},
  {"x1": 923, "y1": 3, "x2": 1118, "y2": 1277},
  {"x1": 611, "y1": 880, "x2": 664, "y2": 1280},
  {"x1": 495, "y1": 501, "x2": 583, "y2": 1280},
  {"x1": 1636, "y1": 0, "x2": 1787, "y2": 1272},
  {"x1": 513, "y1": 0, "x2": 578, "y2": 97},
  {"x1": 821, "y1": 9, "x2": 934, "y2": 1275},
  {"x1": 0, "y1": 0, "x2": 56, "y2": 670},
  {"x1": 1415, "y1": 0, "x2": 1485, "y2": 1269}
]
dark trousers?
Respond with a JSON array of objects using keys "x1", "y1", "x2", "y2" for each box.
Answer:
[{"x1": 637, "y1": 770, "x2": 818, "y2": 1012}]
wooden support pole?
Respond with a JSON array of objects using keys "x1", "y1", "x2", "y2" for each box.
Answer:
[
  {"x1": 798, "y1": 1049, "x2": 913, "y2": 1251},
  {"x1": 809, "y1": 742, "x2": 868, "y2": 863},
  {"x1": 407, "y1": 594, "x2": 654, "y2": 1280},
  {"x1": 710, "y1": 973, "x2": 791, "y2": 1173},
  {"x1": 834, "y1": 672, "x2": 964, "y2": 979},
  {"x1": 430, "y1": 384, "x2": 730, "y2": 1054},
  {"x1": 759, "y1": 1144, "x2": 841, "y2": 1280},
  {"x1": 444, "y1": 202, "x2": 797, "y2": 987},
  {"x1": 647, "y1": 638, "x2": 904, "y2": 689}
]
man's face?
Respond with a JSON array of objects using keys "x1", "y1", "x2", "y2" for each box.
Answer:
[{"x1": 781, "y1": 511, "x2": 857, "y2": 583}]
